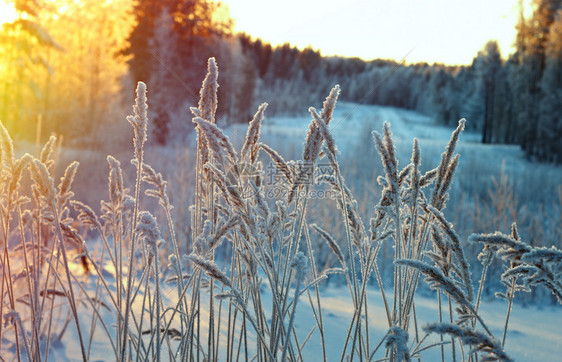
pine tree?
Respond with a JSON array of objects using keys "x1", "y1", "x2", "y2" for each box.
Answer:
[
  {"x1": 127, "y1": 0, "x2": 232, "y2": 143},
  {"x1": 474, "y1": 41, "x2": 503, "y2": 143},
  {"x1": 514, "y1": 0, "x2": 562, "y2": 158},
  {"x1": 537, "y1": 9, "x2": 562, "y2": 161}
]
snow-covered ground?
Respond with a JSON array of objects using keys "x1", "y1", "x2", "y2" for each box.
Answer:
[
  {"x1": 225, "y1": 101, "x2": 483, "y2": 158},
  {"x1": 222, "y1": 102, "x2": 562, "y2": 361},
  {"x1": 224, "y1": 101, "x2": 562, "y2": 212},
  {"x1": 7, "y1": 103, "x2": 560, "y2": 361},
  {"x1": 288, "y1": 285, "x2": 561, "y2": 361},
  {"x1": 39, "y1": 277, "x2": 561, "y2": 361},
  {"x1": 224, "y1": 101, "x2": 545, "y2": 183}
]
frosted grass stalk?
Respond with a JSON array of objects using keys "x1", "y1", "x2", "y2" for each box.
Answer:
[
  {"x1": 121, "y1": 81, "x2": 149, "y2": 361},
  {"x1": 281, "y1": 252, "x2": 308, "y2": 362}
]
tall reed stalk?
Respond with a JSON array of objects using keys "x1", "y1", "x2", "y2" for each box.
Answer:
[{"x1": 0, "y1": 59, "x2": 560, "y2": 362}]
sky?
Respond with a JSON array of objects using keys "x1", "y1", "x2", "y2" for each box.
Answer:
[{"x1": 222, "y1": 0, "x2": 529, "y2": 65}]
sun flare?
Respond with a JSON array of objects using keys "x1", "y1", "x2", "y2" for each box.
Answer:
[{"x1": 0, "y1": 1, "x2": 18, "y2": 26}]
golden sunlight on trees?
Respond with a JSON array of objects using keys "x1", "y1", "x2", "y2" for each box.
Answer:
[
  {"x1": 0, "y1": 0, "x2": 135, "y2": 144},
  {"x1": 0, "y1": 0, "x2": 62, "y2": 135},
  {"x1": 39, "y1": 0, "x2": 135, "y2": 142},
  {"x1": 0, "y1": 1, "x2": 18, "y2": 25}
]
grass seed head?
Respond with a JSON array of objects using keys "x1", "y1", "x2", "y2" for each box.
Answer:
[{"x1": 199, "y1": 57, "x2": 219, "y2": 124}]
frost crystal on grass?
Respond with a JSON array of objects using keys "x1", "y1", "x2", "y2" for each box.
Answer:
[
  {"x1": 242, "y1": 103, "x2": 268, "y2": 163},
  {"x1": 385, "y1": 326, "x2": 411, "y2": 362},
  {"x1": 127, "y1": 81, "x2": 148, "y2": 162},
  {"x1": 470, "y1": 229, "x2": 562, "y2": 303},
  {"x1": 373, "y1": 122, "x2": 399, "y2": 197},
  {"x1": 259, "y1": 143, "x2": 293, "y2": 183},
  {"x1": 424, "y1": 323, "x2": 512, "y2": 361},
  {"x1": 193, "y1": 116, "x2": 238, "y2": 167},
  {"x1": 320, "y1": 84, "x2": 340, "y2": 125},
  {"x1": 311, "y1": 223, "x2": 345, "y2": 266},
  {"x1": 292, "y1": 252, "x2": 309, "y2": 282},
  {"x1": 185, "y1": 253, "x2": 233, "y2": 288},
  {"x1": 30, "y1": 159, "x2": 56, "y2": 206},
  {"x1": 40, "y1": 135, "x2": 56, "y2": 170},
  {"x1": 396, "y1": 259, "x2": 471, "y2": 309},
  {"x1": 0, "y1": 121, "x2": 14, "y2": 169},
  {"x1": 107, "y1": 156, "x2": 124, "y2": 204},
  {"x1": 431, "y1": 118, "x2": 465, "y2": 209},
  {"x1": 310, "y1": 106, "x2": 337, "y2": 157},
  {"x1": 199, "y1": 57, "x2": 219, "y2": 123},
  {"x1": 57, "y1": 161, "x2": 79, "y2": 204},
  {"x1": 135, "y1": 211, "x2": 162, "y2": 255},
  {"x1": 426, "y1": 204, "x2": 474, "y2": 301}
]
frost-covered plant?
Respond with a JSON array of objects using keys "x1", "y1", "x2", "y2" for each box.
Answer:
[
  {"x1": 470, "y1": 225, "x2": 562, "y2": 303},
  {"x1": 470, "y1": 222, "x2": 562, "y2": 349},
  {"x1": 424, "y1": 323, "x2": 512, "y2": 361},
  {"x1": 1, "y1": 58, "x2": 560, "y2": 362}
]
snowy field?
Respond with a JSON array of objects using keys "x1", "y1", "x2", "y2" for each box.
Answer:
[
  {"x1": 223, "y1": 102, "x2": 562, "y2": 361},
  {"x1": 41, "y1": 267, "x2": 561, "y2": 361},
  {"x1": 225, "y1": 101, "x2": 562, "y2": 217},
  {"x1": 4, "y1": 102, "x2": 561, "y2": 361},
  {"x1": 224, "y1": 101, "x2": 556, "y2": 190}
]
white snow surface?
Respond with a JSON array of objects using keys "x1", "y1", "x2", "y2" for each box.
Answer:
[
  {"x1": 181, "y1": 102, "x2": 562, "y2": 361},
  {"x1": 33, "y1": 278, "x2": 562, "y2": 361},
  {"x1": 7, "y1": 103, "x2": 560, "y2": 361}
]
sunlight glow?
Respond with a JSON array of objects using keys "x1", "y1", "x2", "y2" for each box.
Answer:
[{"x1": 0, "y1": 1, "x2": 18, "y2": 26}]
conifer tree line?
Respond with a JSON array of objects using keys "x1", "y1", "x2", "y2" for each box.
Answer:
[
  {"x1": 126, "y1": 0, "x2": 562, "y2": 163},
  {"x1": 0, "y1": 0, "x2": 560, "y2": 163}
]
